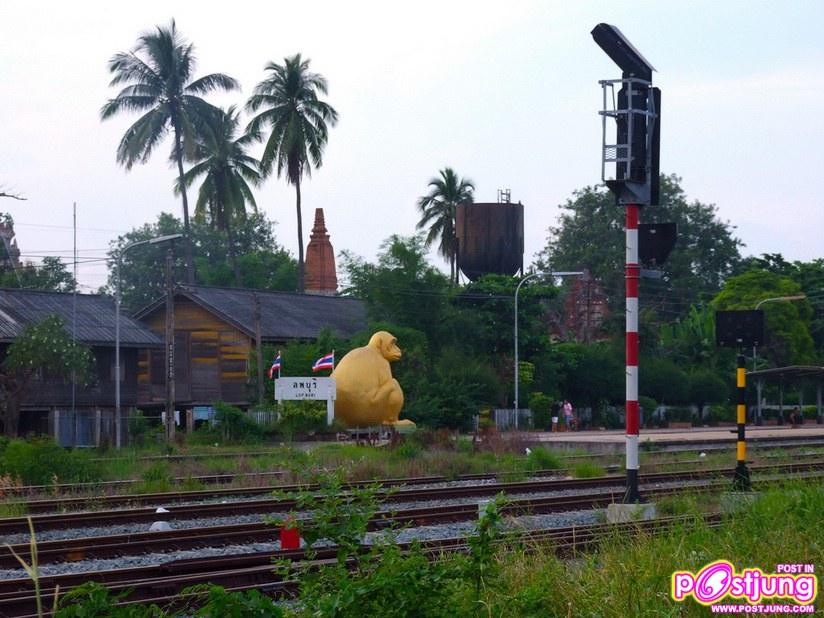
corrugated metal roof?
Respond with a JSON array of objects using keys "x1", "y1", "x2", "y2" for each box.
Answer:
[
  {"x1": 142, "y1": 285, "x2": 367, "y2": 341},
  {"x1": 0, "y1": 289, "x2": 162, "y2": 347}
]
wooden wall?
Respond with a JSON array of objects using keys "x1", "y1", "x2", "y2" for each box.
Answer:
[{"x1": 137, "y1": 299, "x2": 252, "y2": 407}]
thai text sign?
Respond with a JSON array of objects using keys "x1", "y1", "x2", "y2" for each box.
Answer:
[{"x1": 275, "y1": 377, "x2": 336, "y2": 401}]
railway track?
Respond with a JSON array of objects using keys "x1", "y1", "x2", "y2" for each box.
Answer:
[
  {"x1": 5, "y1": 457, "x2": 823, "y2": 524},
  {"x1": 0, "y1": 462, "x2": 821, "y2": 568},
  {"x1": 0, "y1": 513, "x2": 725, "y2": 617},
  {"x1": 5, "y1": 440, "x2": 821, "y2": 501},
  {"x1": 1, "y1": 460, "x2": 822, "y2": 537}
]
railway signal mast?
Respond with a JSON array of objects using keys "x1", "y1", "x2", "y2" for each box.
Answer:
[{"x1": 592, "y1": 24, "x2": 661, "y2": 504}]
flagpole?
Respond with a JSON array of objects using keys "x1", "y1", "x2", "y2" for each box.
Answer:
[{"x1": 278, "y1": 350, "x2": 281, "y2": 379}]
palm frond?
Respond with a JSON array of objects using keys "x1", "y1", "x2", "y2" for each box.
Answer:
[{"x1": 185, "y1": 73, "x2": 240, "y2": 95}]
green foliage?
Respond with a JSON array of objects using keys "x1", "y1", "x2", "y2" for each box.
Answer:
[
  {"x1": 0, "y1": 439, "x2": 98, "y2": 485},
  {"x1": 571, "y1": 460, "x2": 605, "y2": 478},
  {"x1": 271, "y1": 471, "x2": 382, "y2": 564},
  {"x1": 183, "y1": 585, "x2": 283, "y2": 617},
  {"x1": 405, "y1": 348, "x2": 501, "y2": 430},
  {"x1": 340, "y1": 234, "x2": 452, "y2": 344},
  {"x1": 127, "y1": 411, "x2": 156, "y2": 447},
  {"x1": 551, "y1": 342, "x2": 623, "y2": 409},
  {"x1": 133, "y1": 461, "x2": 174, "y2": 493},
  {"x1": 105, "y1": 212, "x2": 296, "y2": 311},
  {"x1": 535, "y1": 174, "x2": 743, "y2": 315},
  {"x1": 528, "y1": 392, "x2": 553, "y2": 429},
  {"x1": 415, "y1": 167, "x2": 475, "y2": 284},
  {"x1": 3, "y1": 315, "x2": 93, "y2": 382},
  {"x1": 0, "y1": 255, "x2": 76, "y2": 292},
  {"x1": 639, "y1": 357, "x2": 689, "y2": 405},
  {"x1": 525, "y1": 447, "x2": 563, "y2": 471},
  {"x1": 213, "y1": 402, "x2": 262, "y2": 443},
  {"x1": 466, "y1": 494, "x2": 506, "y2": 595},
  {"x1": 176, "y1": 106, "x2": 261, "y2": 286},
  {"x1": 246, "y1": 53, "x2": 338, "y2": 293},
  {"x1": 688, "y1": 369, "x2": 729, "y2": 411},
  {"x1": 659, "y1": 304, "x2": 733, "y2": 371},
  {"x1": 665, "y1": 406, "x2": 695, "y2": 423},
  {"x1": 55, "y1": 582, "x2": 157, "y2": 617},
  {"x1": 275, "y1": 401, "x2": 327, "y2": 438}
]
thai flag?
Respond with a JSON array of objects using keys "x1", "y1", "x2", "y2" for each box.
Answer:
[
  {"x1": 268, "y1": 352, "x2": 282, "y2": 379},
  {"x1": 312, "y1": 351, "x2": 334, "y2": 373}
]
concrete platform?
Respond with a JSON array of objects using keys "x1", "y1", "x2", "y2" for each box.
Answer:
[{"x1": 524, "y1": 425, "x2": 824, "y2": 453}]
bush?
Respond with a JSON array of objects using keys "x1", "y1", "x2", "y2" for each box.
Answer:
[
  {"x1": 528, "y1": 392, "x2": 553, "y2": 430},
  {"x1": 0, "y1": 438, "x2": 99, "y2": 485},
  {"x1": 664, "y1": 406, "x2": 694, "y2": 423},
  {"x1": 525, "y1": 447, "x2": 563, "y2": 471},
  {"x1": 127, "y1": 410, "x2": 158, "y2": 446},
  {"x1": 572, "y1": 461, "x2": 605, "y2": 478},
  {"x1": 214, "y1": 402, "x2": 263, "y2": 442},
  {"x1": 276, "y1": 401, "x2": 327, "y2": 439}
]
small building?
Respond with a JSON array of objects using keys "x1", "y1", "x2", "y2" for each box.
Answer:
[
  {"x1": 135, "y1": 285, "x2": 367, "y2": 414},
  {"x1": 0, "y1": 289, "x2": 162, "y2": 444}
]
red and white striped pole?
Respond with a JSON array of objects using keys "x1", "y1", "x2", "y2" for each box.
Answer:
[{"x1": 624, "y1": 203, "x2": 642, "y2": 502}]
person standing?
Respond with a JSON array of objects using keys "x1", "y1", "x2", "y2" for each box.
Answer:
[
  {"x1": 563, "y1": 400, "x2": 574, "y2": 431},
  {"x1": 551, "y1": 401, "x2": 560, "y2": 432}
]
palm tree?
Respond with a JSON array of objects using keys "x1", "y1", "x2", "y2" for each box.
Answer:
[
  {"x1": 101, "y1": 20, "x2": 239, "y2": 284},
  {"x1": 246, "y1": 54, "x2": 338, "y2": 293},
  {"x1": 416, "y1": 168, "x2": 475, "y2": 284},
  {"x1": 177, "y1": 106, "x2": 262, "y2": 286}
]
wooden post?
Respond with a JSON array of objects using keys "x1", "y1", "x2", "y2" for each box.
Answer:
[
  {"x1": 186, "y1": 409, "x2": 194, "y2": 433},
  {"x1": 165, "y1": 248, "x2": 176, "y2": 442},
  {"x1": 95, "y1": 409, "x2": 101, "y2": 447},
  {"x1": 253, "y1": 293, "x2": 264, "y2": 405}
]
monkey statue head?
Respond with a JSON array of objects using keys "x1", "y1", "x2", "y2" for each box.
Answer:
[{"x1": 368, "y1": 331, "x2": 402, "y2": 362}]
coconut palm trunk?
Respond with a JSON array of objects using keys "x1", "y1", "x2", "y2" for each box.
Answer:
[
  {"x1": 295, "y1": 179, "x2": 304, "y2": 293},
  {"x1": 224, "y1": 216, "x2": 243, "y2": 287},
  {"x1": 174, "y1": 126, "x2": 196, "y2": 284}
]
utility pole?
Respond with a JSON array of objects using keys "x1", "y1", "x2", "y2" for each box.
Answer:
[
  {"x1": 254, "y1": 293, "x2": 264, "y2": 405},
  {"x1": 165, "y1": 247, "x2": 175, "y2": 442}
]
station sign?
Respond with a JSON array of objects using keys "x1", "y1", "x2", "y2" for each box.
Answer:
[{"x1": 275, "y1": 377, "x2": 336, "y2": 401}]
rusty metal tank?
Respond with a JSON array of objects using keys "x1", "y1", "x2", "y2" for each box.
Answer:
[{"x1": 456, "y1": 202, "x2": 524, "y2": 281}]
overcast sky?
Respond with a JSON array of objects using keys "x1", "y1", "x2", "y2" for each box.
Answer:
[{"x1": 1, "y1": 1, "x2": 822, "y2": 292}]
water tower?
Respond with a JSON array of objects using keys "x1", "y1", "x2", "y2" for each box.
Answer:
[{"x1": 455, "y1": 190, "x2": 524, "y2": 282}]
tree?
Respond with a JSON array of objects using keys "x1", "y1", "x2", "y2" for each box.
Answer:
[
  {"x1": 0, "y1": 256, "x2": 76, "y2": 292},
  {"x1": 534, "y1": 174, "x2": 742, "y2": 316},
  {"x1": 0, "y1": 316, "x2": 92, "y2": 436},
  {"x1": 177, "y1": 106, "x2": 262, "y2": 286},
  {"x1": 713, "y1": 270, "x2": 814, "y2": 367},
  {"x1": 101, "y1": 20, "x2": 239, "y2": 284},
  {"x1": 639, "y1": 357, "x2": 690, "y2": 406},
  {"x1": 246, "y1": 54, "x2": 339, "y2": 293},
  {"x1": 688, "y1": 369, "x2": 729, "y2": 418},
  {"x1": 416, "y1": 168, "x2": 475, "y2": 284},
  {"x1": 339, "y1": 234, "x2": 452, "y2": 345},
  {"x1": 105, "y1": 212, "x2": 297, "y2": 312},
  {"x1": 551, "y1": 342, "x2": 624, "y2": 412}
]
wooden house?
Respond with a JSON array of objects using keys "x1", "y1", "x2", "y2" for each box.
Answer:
[
  {"x1": 135, "y1": 285, "x2": 367, "y2": 413},
  {"x1": 0, "y1": 289, "x2": 162, "y2": 443}
]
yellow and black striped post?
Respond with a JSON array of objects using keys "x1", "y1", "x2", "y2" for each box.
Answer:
[{"x1": 733, "y1": 353, "x2": 751, "y2": 491}]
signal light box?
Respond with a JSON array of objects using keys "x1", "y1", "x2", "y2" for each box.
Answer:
[{"x1": 715, "y1": 310, "x2": 765, "y2": 348}]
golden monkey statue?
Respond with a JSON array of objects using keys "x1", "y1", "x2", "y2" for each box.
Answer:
[{"x1": 331, "y1": 331, "x2": 414, "y2": 428}]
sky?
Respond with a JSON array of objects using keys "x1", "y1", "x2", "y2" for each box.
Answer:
[{"x1": 1, "y1": 1, "x2": 823, "y2": 293}]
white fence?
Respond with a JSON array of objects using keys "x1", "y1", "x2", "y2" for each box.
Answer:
[{"x1": 493, "y1": 408, "x2": 533, "y2": 431}]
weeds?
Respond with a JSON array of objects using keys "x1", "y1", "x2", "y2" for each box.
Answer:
[{"x1": 571, "y1": 460, "x2": 605, "y2": 478}]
